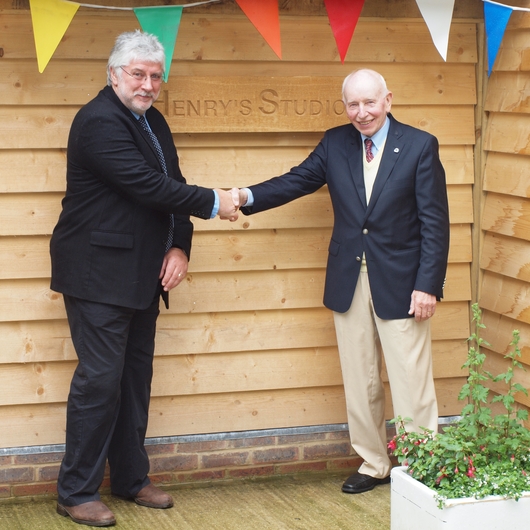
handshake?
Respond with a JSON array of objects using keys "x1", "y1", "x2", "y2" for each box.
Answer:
[{"x1": 214, "y1": 188, "x2": 248, "y2": 222}]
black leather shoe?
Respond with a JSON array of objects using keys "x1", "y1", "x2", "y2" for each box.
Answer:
[{"x1": 341, "y1": 472, "x2": 391, "y2": 494}]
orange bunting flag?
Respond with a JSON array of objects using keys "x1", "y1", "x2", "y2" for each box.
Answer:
[
  {"x1": 324, "y1": 0, "x2": 365, "y2": 63},
  {"x1": 235, "y1": 0, "x2": 281, "y2": 59},
  {"x1": 29, "y1": 0, "x2": 79, "y2": 73}
]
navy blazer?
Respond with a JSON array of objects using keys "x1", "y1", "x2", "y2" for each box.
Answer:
[
  {"x1": 50, "y1": 86, "x2": 215, "y2": 310},
  {"x1": 242, "y1": 115, "x2": 450, "y2": 319}
]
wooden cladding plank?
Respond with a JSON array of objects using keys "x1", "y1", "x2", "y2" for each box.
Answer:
[
  {"x1": 479, "y1": 271, "x2": 530, "y2": 325},
  {"x1": 493, "y1": 29, "x2": 530, "y2": 72},
  {"x1": 483, "y1": 351, "x2": 530, "y2": 409},
  {"x1": 0, "y1": 150, "x2": 67, "y2": 193},
  {"x1": 485, "y1": 72, "x2": 530, "y2": 113},
  {"x1": 0, "y1": 303, "x2": 466, "y2": 366},
  {"x1": 0, "y1": 13, "x2": 477, "y2": 63},
  {"x1": 0, "y1": 347, "x2": 344, "y2": 406},
  {"x1": 0, "y1": 105, "x2": 475, "y2": 148},
  {"x1": 444, "y1": 263, "x2": 472, "y2": 301},
  {"x1": 0, "y1": 273, "x2": 470, "y2": 324},
  {"x1": 0, "y1": 386, "x2": 350, "y2": 448},
  {"x1": 0, "y1": 338, "x2": 472, "y2": 407},
  {"x1": 0, "y1": 193, "x2": 63, "y2": 236},
  {"x1": 3, "y1": 62, "x2": 476, "y2": 107},
  {"x1": 0, "y1": 402, "x2": 67, "y2": 449},
  {"x1": 481, "y1": 192, "x2": 530, "y2": 242},
  {"x1": 0, "y1": 308, "x2": 336, "y2": 364},
  {"x1": 481, "y1": 232, "x2": 530, "y2": 283},
  {"x1": 390, "y1": 106, "x2": 475, "y2": 145},
  {"x1": 448, "y1": 224, "x2": 473, "y2": 264},
  {"x1": 439, "y1": 145, "x2": 475, "y2": 185},
  {"x1": 158, "y1": 70, "x2": 475, "y2": 132},
  {"x1": 0, "y1": 107, "x2": 76, "y2": 150},
  {"x1": 181, "y1": 144, "x2": 474, "y2": 188},
  {"x1": 482, "y1": 309, "x2": 530, "y2": 364},
  {"x1": 484, "y1": 112, "x2": 530, "y2": 156},
  {"x1": 0, "y1": 143, "x2": 473, "y2": 195},
  {"x1": 0, "y1": 378, "x2": 465, "y2": 449},
  {"x1": 447, "y1": 184, "x2": 473, "y2": 224},
  {"x1": 0, "y1": 224, "x2": 471, "y2": 280},
  {"x1": 483, "y1": 152, "x2": 530, "y2": 199}
]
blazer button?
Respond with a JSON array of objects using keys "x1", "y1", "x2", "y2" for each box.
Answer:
[
  {"x1": 356, "y1": 256, "x2": 361, "y2": 262},
  {"x1": 362, "y1": 228, "x2": 369, "y2": 234}
]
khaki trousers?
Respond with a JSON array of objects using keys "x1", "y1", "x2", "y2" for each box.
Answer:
[{"x1": 333, "y1": 269, "x2": 438, "y2": 479}]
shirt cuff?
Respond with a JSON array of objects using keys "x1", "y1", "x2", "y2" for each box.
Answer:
[
  {"x1": 243, "y1": 188, "x2": 254, "y2": 207},
  {"x1": 210, "y1": 190, "x2": 220, "y2": 218}
]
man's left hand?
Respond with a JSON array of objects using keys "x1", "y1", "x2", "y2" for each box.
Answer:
[
  {"x1": 409, "y1": 290, "x2": 436, "y2": 322},
  {"x1": 159, "y1": 247, "x2": 188, "y2": 292}
]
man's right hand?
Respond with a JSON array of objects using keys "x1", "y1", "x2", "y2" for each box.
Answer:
[{"x1": 215, "y1": 188, "x2": 239, "y2": 221}]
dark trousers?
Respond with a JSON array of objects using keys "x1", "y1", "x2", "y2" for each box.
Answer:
[{"x1": 57, "y1": 294, "x2": 160, "y2": 506}]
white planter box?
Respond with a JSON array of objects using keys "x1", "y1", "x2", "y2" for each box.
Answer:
[{"x1": 391, "y1": 466, "x2": 530, "y2": 530}]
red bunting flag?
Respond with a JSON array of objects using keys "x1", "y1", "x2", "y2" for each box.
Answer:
[
  {"x1": 324, "y1": 0, "x2": 365, "y2": 63},
  {"x1": 235, "y1": 0, "x2": 281, "y2": 59}
]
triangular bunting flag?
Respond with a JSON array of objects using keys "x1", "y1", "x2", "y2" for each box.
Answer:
[
  {"x1": 324, "y1": 0, "x2": 365, "y2": 63},
  {"x1": 415, "y1": 0, "x2": 455, "y2": 61},
  {"x1": 29, "y1": 0, "x2": 79, "y2": 73},
  {"x1": 134, "y1": 6, "x2": 183, "y2": 82},
  {"x1": 484, "y1": 1, "x2": 513, "y2": 76},
  {"x1": 235, "y1": 0, "x2": 281, "y2": 59}
]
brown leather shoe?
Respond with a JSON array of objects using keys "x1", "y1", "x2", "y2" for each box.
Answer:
[
  {"x1": 57, "y1": 500, "x2": 116, "y2": 527},
  {"x1": 134, "y1": 484, "x2": 174, "y2": 509}
]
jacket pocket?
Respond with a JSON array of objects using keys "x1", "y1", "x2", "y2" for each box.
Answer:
[{"x1": 90, "y1": 230, "x2": 134, "y2": 249}]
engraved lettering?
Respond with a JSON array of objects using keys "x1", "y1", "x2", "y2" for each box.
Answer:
[
  {"x1": 294, "y1": 100, "x2": 307, "y2": 116},
  {"x1": 259, "y1": 89, "x2": 279, "y2": 115},
  {"x1": 280, "y1": 100, "x2": 291, "y2": 115},
  {"x1": 310, "y1": 100, "x2": 322, "y2": 116},
  {"x1": 173, "y1": 100, "x2": 185, "y2": 117},
  {"x1": 333, "y1": 100, "x2": 345, "y2": 115},
  {"x1": 204, "y1": 100, "x2": 217, "y2": 116},
  {"x1": 219, "y1": 100, "x2": 232, "y2": 115},
  {"x1": 187, "y1": 100, "x2": 200, "y2": 116},
  {"x1": 239, "y1": 100, "x2": 252, "y2": 116}
]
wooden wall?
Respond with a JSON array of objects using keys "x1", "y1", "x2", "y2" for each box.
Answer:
[
  {"x1": 480, "y1": 5, "x2": 530, "y2": 418},
  {"x1": 0, "y1": 0, "x2": 481, "y2": 449}
]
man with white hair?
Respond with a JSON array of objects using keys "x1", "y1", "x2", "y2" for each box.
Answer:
[
  {"x1": 50, "y1": 30, "x2": 238, "y2": 526},
  {"x1": 237, "y1": 69, "x2": 450, "y2": 495}
]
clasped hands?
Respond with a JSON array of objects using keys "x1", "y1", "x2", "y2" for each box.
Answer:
[{"x1": 215, "y1": 188, "x2": 249, "y2": 222}]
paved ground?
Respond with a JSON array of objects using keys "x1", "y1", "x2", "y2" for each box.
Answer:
[{"x1": 0, "y1": 473, "x2": 391, "y2": 529}]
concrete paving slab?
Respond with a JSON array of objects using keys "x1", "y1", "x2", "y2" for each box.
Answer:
[{"x1": 0, "y1": 473, "x2": 390, "y2": 529}]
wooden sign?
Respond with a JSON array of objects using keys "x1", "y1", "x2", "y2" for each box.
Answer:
[{"x1": 154, "y1": 76, "x2": 348, "y2": 133}]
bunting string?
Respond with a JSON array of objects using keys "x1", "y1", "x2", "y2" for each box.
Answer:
[
  {"x1": 483, "y1": 0, "x2": 530, "y2": 13},
  {"x1": 69, "y1": 0, "x2": 220, "y2": 11},
  {"x1": 27, "y1": 0, "x2": 528, "y2": 77}
]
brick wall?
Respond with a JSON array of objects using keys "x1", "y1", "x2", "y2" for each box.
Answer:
[{"x1": 0, "y1": 425, "x2": 375, "y2": 502}]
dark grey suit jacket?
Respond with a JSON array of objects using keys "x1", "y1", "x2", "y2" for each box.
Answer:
[
  {"x1": 242, "y1": 114, "x2": 450, "y2": 319},
  {"x1": 50, "y1": 86, "x2": 215, "y2": 309}
]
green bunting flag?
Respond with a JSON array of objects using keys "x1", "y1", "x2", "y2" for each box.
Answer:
[{"x1": 133, "y1": 6, "x2": 184, "y2": 82}]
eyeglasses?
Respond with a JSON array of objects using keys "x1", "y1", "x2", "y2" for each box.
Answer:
[{"x1": 120, "y1": 66, "x2": 163, "y2": 84}]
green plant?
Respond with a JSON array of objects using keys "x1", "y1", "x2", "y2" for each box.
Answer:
[{"x1": 388, "y1": 303, "x2": 530, "y2": 508}]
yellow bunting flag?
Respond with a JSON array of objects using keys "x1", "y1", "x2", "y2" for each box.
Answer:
[{"x1": 30, "y1": 0, "x2": 79, "y2": 73}]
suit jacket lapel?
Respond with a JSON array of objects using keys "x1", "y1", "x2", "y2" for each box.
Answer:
[
  {"x1": 346, "y1": 128, "x2": 368, "y2": 210},
  {"x1": 365, "y1": 117, "x2": 404, "y2": 217}
]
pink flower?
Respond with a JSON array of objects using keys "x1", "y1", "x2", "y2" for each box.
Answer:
[{"x1": 387, "y1": 439, "x2": 397, "y2": 451}]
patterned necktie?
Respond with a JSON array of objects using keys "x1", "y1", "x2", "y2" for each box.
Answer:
[
  {"x1": 138, "y1": 114, "x2": 174, "y2": 252},
  {"x1": 364, "y1": 138, "x2": 374, "y2": 163}
]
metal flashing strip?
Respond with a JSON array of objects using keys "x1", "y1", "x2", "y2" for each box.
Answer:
[{"x1": 0, "y1": 417, "x2": 460, "y2": 456}]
